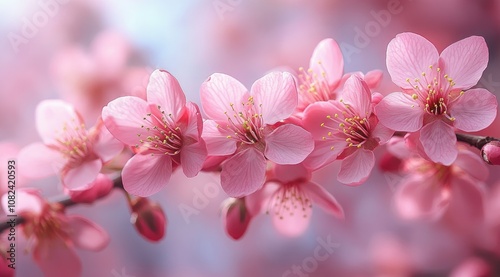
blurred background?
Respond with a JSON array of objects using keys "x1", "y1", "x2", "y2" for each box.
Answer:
[{"x1": 1, "y1": 0, "x2": 500, "y2": 276}]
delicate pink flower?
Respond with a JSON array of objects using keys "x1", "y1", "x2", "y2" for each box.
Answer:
[
  {"x1": 18, "y1": 100, "x2": 124, "y2": 190},
  {"x1": 450, "y1": 257, "x2": 492, "y2": 277},
  {"x1": 247, "y1": 163, "x2": 343, "y2": 237},
  {"x1": 1, "y1": 189, "x2": 109, "y2": 277},
  {"x1": 130, "y1": 197, "x2": 167, "y2": 242},
  {"x1": 103, "y1": 69, "x2": 207, "y2": 196},
  {"x1": 481, "y1": 141, "x2": 500, "y2": 165},
  {"x1": 392, "y1": 143, "x2": 488, "y2": 220},
  {"x1": 376, "y1": 32, "x2": 498, "y2": 165},
  {"x1": 296, "y1": 38, "x2": 383, "y2": 113},
  {"x1": 200, "y1": 72, "x2": 314, "y2": 197},
  {"x1": 302, "y1": 75, "x2": 394, "y2": 184},
  {"x1": 221, "y1": 197, "x2": 253, "y2": 240}
]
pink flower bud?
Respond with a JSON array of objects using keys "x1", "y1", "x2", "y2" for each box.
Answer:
[
  {"x1": 67, "y1": 174, "x2": 113, "y2": 204},
  {"x1": 481, "y1": 141, "x2": 500, "y2": 165},
  {"x1": 221, "y1": 198, "x2": 252, "y2": 240},
  {"x1": 130, "y1": 197, "x2": 167, "y2": 242}
]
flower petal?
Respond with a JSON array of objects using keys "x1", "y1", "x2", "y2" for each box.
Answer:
[
  {"x1": 265, "y1": 124, "x2": 314, "y2": 164},
  {"x1": 92, "y1": 120, "x2": 124, "y2": 163},
  {"x1": 309, "y1": 38, "x2": 344, "y2": 86},
  {"x1": 63, "y1": 159, "x2": 102, "y2": 190},
  {"x1": 146, "y1": 69, "x2": 187, "y2": 120},
  {"x1": 122, "y1": 154, "x2": 172, "y2": 197},
  {"x1": 454, "y1": 149, "x2": 489, "y2": 182},
  {"x1": 440, "y1": 36, "x2": 488, "y2": 89},
  {"x1": 2, "y1": 188, "x2": 44, "y2": 216},
  {"x1": 221, "y1": 148, "x2": 266, "y2": 197},
  {"x1": 338, "y1": 148, "x2": 375, "y2": 185},
  {"x1": 419, "y1": 120, "x2": 457, "y2": 165},
  {"x1": 180, "y1": 102, "x2": 203, "y2": 140},
  {"x1": 251, "y1": 71, "x2": 298, "y2": 125},
  {"x1": 302, "y1": 101, "x2": 342, "y2": 139},
  {"x1": 371, "y1": 120, "x2": 395, "y2": 144},
  {"x1": 67, "y1": 216, "x2": 110, "y2": 251},
  {"x1": 180, "y1": 140, "x2": 207, "y2": 178},
  {"x1": 450, "y1": 88, "x2": 497, "y2": 132},
  {"x1": 375, "y1": 92, "x2": 424, "y2": 132},
  {"x1": 200, "y1": 73, "x2": 248, "y2": 121},
  {"x1": 302, "y1": 181, "x2": 344, "y2": 218},
  {"x1": 446, "y1": 176, "x2": 486, "y2": 228},
  {"x1": 271, "y1": 197, "x2": 312, "y2": 237},
  {"x1": 202, "y1": 120, "x2": 237, "y2": 156},
  {"x1": 33, "y1": 237, "x2": 82, "y2": 277},
  {"x1": 102, "y1": 96, "x2": 150, "y2": 146},
  {"x1": 386, "y1": 32, "x2": 439, "y2": 89},
  {"x1": 68, "y1": 173, "x2": 113, "y2": 204},
  {"x1": 340, "y1": 75, "x2": 372, "y2": 117},
  {"x1": 17, "y1": 143, "x2": 64, "y2": 179},
  {"x1": 35, "y1": 100, "x2": 82, "y2": 145},
  {"x1": 222, "y1": 198, "x2": 252, "y2": 240},
  {"x1": 302, "y1": 140, "x2": 345, "y2": 170},
  {"x1": 364, "y1": 70, "x2": 383, "y2": 88}
]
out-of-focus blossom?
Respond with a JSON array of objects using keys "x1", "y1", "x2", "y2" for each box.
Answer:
[
  {"x1": 0, "y1": 239, "x2": 14, "y2": 277},
  {"x1": 481, "y1": 140, "x2": 500, "y2": 165},
  {"x1": 392, "y1": 142, "x2": 488, "y2": 220},
  {"x1": 450, "y1": 257, "x2": 492, "y2": 277},
  {"x1": 221, "y1": 197, "x2": 253, "y2": 240},
  {"x1": 66, "y1": 174, "x2": 114, "y2": 204},
  {"x1": 303, "y1": 75, "x2": 393, "y2": 184},
  {"x1": 18, "y1": 100, "x2": 123, "y2": 190},
  {"x1": 51, "y1": 31, "x2": 151, "y2": 123},
  {"x1": 103, "y1": 70, "x2": 207, "y2": 196},
  {"x1": 130, "y1": 197, "x2": 167, "y2": 242},
  {"x1": 368, "y1": 234, "x2": 413, "y2": 277},
  {"x1": 1, "y1": 189, "x2": 109, "y2": 277},
  {"x1": 200, "y1": 72, "x2": 314, "y2": 197},
  {"x1": 376, "y1": 32, "x2": 497, "y2": 165},
  {"x1": 247, "y1": 163, "x2": 343, "y2": 237}
]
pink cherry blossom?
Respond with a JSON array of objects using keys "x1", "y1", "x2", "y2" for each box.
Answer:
[
  {"x1": 247, "y1": 163, "x2": 344, "y2": 237},
  {"x1": 200, "y1": 72, "x2": 314, "y2": 197},
  {"x1": 302, "y1": 75, "x2": 394, "y2": 184},
  {"x1": 392, "y1": 143, "x2": 488, "y2": 220},
  {"x1": 375, "y1": 32, "x2": 498, "y2": 165},
  {"x1": 296, "y1": 38, "x2": 383, "y2": 113},
  {"x1": 1, "y1": 189, "x2": 109, "y2": 277},
  {"x1": 102, "y1": 69, "x2": 207, "y2": 196},
  {"x1": 17, "y1": 100, "x2": 124, "y2": 191}
]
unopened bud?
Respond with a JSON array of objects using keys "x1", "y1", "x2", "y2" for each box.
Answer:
[
  {"x1": 481, "y1": 141, "x2": 500, "y2": 165},
  {"x1": 221, "y1": 198, "x2": 252, "y2": 240},
  {"x1": 130, "y1": 197, "x2": 167, "y2": 242}
]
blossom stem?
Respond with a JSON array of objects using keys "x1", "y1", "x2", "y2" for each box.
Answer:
[{"x1": 0, "y1": 176, "x2": 124, "y2": 234}]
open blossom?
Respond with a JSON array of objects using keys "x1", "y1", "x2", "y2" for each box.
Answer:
[
  {"x1": 103, "y1": 69, "x2": 207, "y2": 196},
  {"x1": 200, "y1": 72, "x2": 314, "y2": 197},
  {"x1": 296, "y1": 38, "x2": 383, "y2": 113},
  {"x1": 302, "y1": 75, "x2": 393, "y2": 184},
  {"x1": 18, "y1": 100, "x2": 123, "y2": 190},
  {"x1": 246, "y1": 163, "x2": 344, "y2": 237},
  {"x1": 1, "y1": 189, "x2": 109, "y2": 277},
  {"x1": 375, "y1": 32, "x2": 498, "y2": 165}
]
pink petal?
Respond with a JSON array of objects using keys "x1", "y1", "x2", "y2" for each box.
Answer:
[
  {"x1": 302, "y1": 101, "x2": 342, "y2": 139},
  {"x1": 92, "y1": 120, "x2": 124, "y2": 163},
  {"x1": 180, "y1": 102, "x2": 203, "y2": 140},
  {"x1": 364, "y1": 70, "x2": 383, "y2": 88},
  {"x1": 340, "y1": 75, "x2": 372, "y2": 117},
  {"x1": 302, "y1": 181, "x2": 344, "y2": 218},
  {"x1": 394, "y1": 176, "x2": 449, "y2": 219},
  {"x1": 67, "y1": 216, "x2": 110, "y2": 251},
  {"x1": 440, "y1": 36, "x2": 488, "y2": 89},
  {"x1": 222, "y1": 198, "x2": 252, "y2": 240},
  {"x1": 200, "y1": 73, "x2": 248, "y2": 121},
  {"x1": 386, "y1": 32, "x2": 439, "y2": 89},
  {"x1": 220, "y1": 148, "x2": 266, "y2": 197},
  {"x1": 251, "y1": 71, "x2": 297, "y2": 125},
  {"x1": 146, "y1": 69, "x2": 187, "y2": 120},
  {"x1": 122, "y1": 154, "x2": 172, "y2": 197},
  {"x1": 271, "y1": 196, "x2": 312, "y2": 237},
  {"x1": 271, "y1": 164, "x2": 311, "y2": 184},
  {"x1": 180, "y1": 140, "x2": 207, "y2": 178},
  {"x1": 450, "y1": 257, "x2": 492, "y2": 277},
  {"x1": 68, "y1": 173, "x2": 113, "y2": 204},
  {"x1": 375, "y1": 92, "x2": 424, "y2": 132},
  {"x1": 2, "y1": 188, "x2": 44, "y2": 216},
  {"x1": 202, "y1": 120, "x2": 237, "y2": 156},
  {"x1": 371, "y1": 120, "x2": 394, "y2": 144},
  {"x1": 338, "y1": 148, "x2": 375, "y2": 185},
  {"x1": 419, "y1": 120, "x2": 457, "y2": 165},
  {"x1": 17, "y1": 143, "x2": 64, "y2": 179},
  {"x1": 446, "y1": 176, "x2": 485, "y2": 228},
  {"x1": 33, "y1": 237, "x2": 82, "y2": 277},
  {"x1": 63, "y1": 159, "x2": 102, "y2": 190},
  {"x1": 245, "y1": 182, "x2": 280, "y2": 216},
  {"x1": 449, "y1": 88, "x2": 497, "y2": 132},
  {"x1": 35, "y1": 100, "x2": 82, "y2": 145},
  {"x1": 302, "y1": 140, "x2": 346, "y2": 170},
  {"x1": 102, "y1": 96, "x2": 150, "y2": 146},
  {"x1": 309, "y1": 38, "x2": 344, "y2": 86},
  {"x1": 265, "y1": 124, "x2": 314, "y2": 164},
  {"x1": 454, "y1": 149, "x2": 489, "y2": 182}
]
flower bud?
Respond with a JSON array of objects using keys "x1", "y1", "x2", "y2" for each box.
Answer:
[
  {"x1": 130, "y1": 197, "x2": 167, "y2": 242},
  {"x1": 481, "y1": 141, "x2": 500, "y2": 165},
  {"x1": 221, "y1": 198, "x2": 252, "y2": 240}
]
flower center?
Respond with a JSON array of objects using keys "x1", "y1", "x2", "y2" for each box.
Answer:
[
  {"x1": 55, "y1": 119, "x2": 92, "y2": 166},
  {"x1": 219, "y1": 96, "x2": 264, "y2": 146},
  {"x1": 136, "y1": 105, "x2": 183, "y2": 156},
  {"x1": 298, "y1": 63, "x2": 335, "y2": 105},
  {"x1": 267, "y1": 184, "x2": 311, "y2": 220}
]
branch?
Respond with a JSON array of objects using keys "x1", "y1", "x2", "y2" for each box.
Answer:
[{"x1": 0, "y1": 176, "x2": 124, "y2": 234}]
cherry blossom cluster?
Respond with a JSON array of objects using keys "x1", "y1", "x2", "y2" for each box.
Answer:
[{"x1": 1, "y1": 32, "x2": 499, "y2": 276}]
